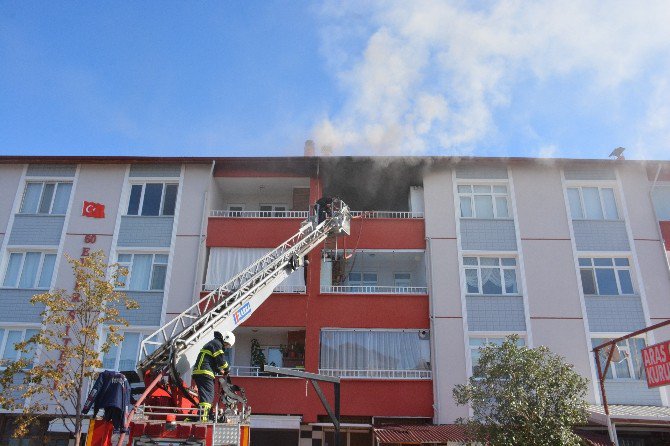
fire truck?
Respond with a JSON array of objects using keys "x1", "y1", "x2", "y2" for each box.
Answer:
[{"x1": 107, "y1": 199, "x2": 350, "y2": 446}]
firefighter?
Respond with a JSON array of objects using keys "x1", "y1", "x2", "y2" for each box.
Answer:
[
  {"x1": 192, "y1": 330, "x2": 235, "y2": 422},
  {"x1": 315, "y1": 196, "x2": 334, "y2": 224}
]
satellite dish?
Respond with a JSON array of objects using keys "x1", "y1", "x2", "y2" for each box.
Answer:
[{"x1": 609, "y1": 147, "x2": 626, "y2": 160}]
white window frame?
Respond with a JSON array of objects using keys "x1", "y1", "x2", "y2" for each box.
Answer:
[
  {"x1": 566, "y1": 185, "x2": 620, "y2": 220},
  {"x1": 259, "y1": 203, "x2": 288, "y2": 217},
  {"x1": 19, "y1": 181, "x2": 73, "y2": 215},
  {"x1": 463, "y1": 256, "x2": 520, "y2": 295},
  {"x1": 100, "y1": 329, "x2": 155, "y2": 371},
  {"x1": 126, "y1": 182, "x2": 179, "y2": 216},
  {"x1": 0, "y1": 325, "x2": 41, "y2": 369},
  {"x1": 393, "y1": 272, "x2": 412, "y2": 288},
  {"x1": 1, "y1": 250, "x2": 57, "y2": 290},
  {"x1": 579, "y1": 256, "x2": 635, "y2": 296},
  {"x1": 457, "y1": 182, "x2": 511, "y2": 219},
  {"x1": 469, "y1": 334, "x2": 526, "y2": 377},
  {"x1": 257, "y1": 345, "x2": 283, "y2": 368},
  {"x1": 116, "y1": 252, "x2": 169, "y2": 291},
  {"x1": 592, "y1": 335, "x2": 647, "y2": 380}
]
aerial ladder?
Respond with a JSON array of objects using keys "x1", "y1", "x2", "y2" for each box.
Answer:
[{"x1": 115, "y1": 199, "x2": 351, "y2": 446}]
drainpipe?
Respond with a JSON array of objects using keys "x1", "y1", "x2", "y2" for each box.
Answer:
[
  {"x1": 425, "y1": 236, "x2": 440, "y2": 423},
  {"x1": 191, "y1": 160, "x2": 215, "y2": 302}
]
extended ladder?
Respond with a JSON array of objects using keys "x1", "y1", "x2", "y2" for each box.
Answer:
[{"x1": 137, "y1": 199, "x2": 350, "y2": 379}]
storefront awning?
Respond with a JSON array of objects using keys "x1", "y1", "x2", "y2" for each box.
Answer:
[{"x1": 588, "y1": 404, "x2": 670, "y2": 426}]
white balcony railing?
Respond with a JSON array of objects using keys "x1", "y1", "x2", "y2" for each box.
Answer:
[
  {"x1": 210, "y1": 210, "x2": 424, "y2": 219},
  {"x1": 202, "y1": 284, "x2": 306, "y2": 293},
  {"x1": 229, "y1": 366, "x2": 305, "y2": 377},
  {"x1": 350, "y1": 211, "x2": 424, "y2": 219},
  {"x1": 318, "y1": 369, "x2": 432, "y2": 379},
  {"x1": 320, "y1": 285, "x2": 428, "y2": 295},
  {"x1": 210, "y1": 210, "x2": 309, "y2": 218}
]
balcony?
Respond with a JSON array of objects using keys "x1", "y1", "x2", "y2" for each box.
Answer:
[
  {"x1": 210, "y1": 210, "x2": 309, "y2": 218},
  {"x1": 320, "y1": 250, "x2": 427, "y2": 295},
  {"x1": 228, "y1": 327, "x2": 306, "y2": 377}
]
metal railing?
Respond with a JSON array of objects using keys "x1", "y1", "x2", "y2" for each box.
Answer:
[
  {"x1": 318, "y1": 369, "x2": 432, "y2": 379},
  {"x1": 202, "y1": 284, "x2": 306, "y2": 293},
  {"x1": 229, "y1": 366, "x2": 305, "y2": 377},
  {"x1": 320, "y1": 285, "x2": 428, "y2": 295},
  {"x1": 210, "y1": 210, "x2": 309, "y2": 218},
  {"x1": 350, "y1": 211, "x2": 424, "y2": 219},
  {"x1": 210, "y1": 210, "x2": 424, "y2": 219}
]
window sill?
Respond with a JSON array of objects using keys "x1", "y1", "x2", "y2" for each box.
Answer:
[
  {"x1": 0, "y1": 287, "x2": 49, "y2": 291},
  {"x1": 466, "y1": 294, "x2": 523, "y2": 298},
  {"x1": 460, "y1": 217, "x2": 514, "y2": 221},
  {"x1": 571, "y1": 218, "x2": 623, "y2": 222},
  {"x1": 584, "y1": 294, "x2": 639, "y2": 298},
  {"x1": 123, "y1": 215, "x2": 174, "y2": 219},
  {"x1": 15, "y1": 213, "x2": 66, "y2": 217}
]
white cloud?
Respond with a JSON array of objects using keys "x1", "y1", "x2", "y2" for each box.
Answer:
[{"x1": 313, "y1": 0, "x2": 670, "y2": 156}]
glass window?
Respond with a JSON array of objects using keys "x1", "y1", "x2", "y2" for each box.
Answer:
[
  {"x1": 126, "y1": 183, "x2": 178, "y2": 216},
  {"x1": 0, "y1": 328, "x2": 39, "y2": 368},
  {"x1": 470, "y1": 336, "x2": 525, "y2": 377},
  {"x1": 579, "y1": 257, "x2": 634, "y2": 295},
  {"x1": 319, "y1": 329, "x2": 430, "y2": 378},
  {"x1": 19, "y1": 182, "x2": 72, "y2": 215},
  {"x1": 592, "y1": 337, "x2": 646, "y2": 380},
  {"x1": 464, "y1": 257, "x2": 519, "y2": 295},
  {"x1": 567, "y1": 186, "x2": 619, "y2": 220},
  {"x1": 2, "y1": 252, "x2": 56, "y2": 289},
  {"x1": 117, "y1": 253, "x2": 169, "y2": 291},
  {"x1": 260, "y1": 204, "x2": 288, "y2": 217},
  {"x1": 394, "y1": 273, "x2": 411, "y2": 288},
  {"x1": 101, "y1": 330, "x2": 149, "y2": 371},
  {"x1": 458, "y1": 183, "x2": 510, "y2": 219}
]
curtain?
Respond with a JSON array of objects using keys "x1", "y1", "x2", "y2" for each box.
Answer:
[
  {"x1": 567, "y1": 188, "x2": 583, "y2": 219},
  {"x1": 130, "y1": 254, "x2": 152, "y2": 291},
  {"x1": 205, "y1": 247, "x2": 305, "y2": 290},
  {"x1": 51, "y1": 183, "x2": 72, "y2": 214},
  {"x1": 19, "y1": 252, "x2": 41, "y2": 288},
  {"x1": 582, "y1": 187, "x2": 604, "y2": 219},
  {"x1": 20, "y1": 183, "x2": 42, "y2": 213},
  {"x1": 38, "y1": 254, "x2": 56, "y2": 288},
  {"x1": 319, "y1": 330, "x2": 430, "y2": 371}
]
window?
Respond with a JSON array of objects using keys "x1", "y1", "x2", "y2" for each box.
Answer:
[
  {"x1": 20, "y1": 182, "x2": 72, "y2": 215},
  {"x1": 2, "y1": 251, "x2": 56, "y2": 289},
  {"x1": 469, "y1": 336, "x2": 525, "y2": 377},
  {"x1": 579, "y1": 258, "x2": 634, "y2": 295},
  {"x1": 102, "y1": 331, "x2": 157, "y2": 371},
  {"x1": 127, "y1": 183, "x2": 178, "y2": 216},
  {"x1": 117, "y1": 253, "x2": 168, "y2": 291},
  {"x1": 458, "y1": 184, "x2": 510, "y2": 219},
  {"x1": 567, "y1": 186, "x2": 619, "y2": 220},
  {"x1": 0, "y1": 327, "x2": 39, "y2": 368},
  {"x1": 394, "y1": 273, "x2": 412, "y2": 288},
  {"x1": 319, "y1": 329, "x2": 431, "y2": 378},
  {"x1": 464, "y1": 257, "x2": 519, "y2": 295},
  {"x1": 347, "y1": 272, "x2": 378, "y2": 292},
  {"x1": 592, "y1": 337, "x2": 646, "y2": 380},
  {"x1": 227, "y1": 204, "x2": 245, "y2": 217},
  {"x1": 255, "y1": 346, "x2": 282, "y2": 368},
  {"x1": 259, "y1": 204, "x2": 287, "y2": 217}
]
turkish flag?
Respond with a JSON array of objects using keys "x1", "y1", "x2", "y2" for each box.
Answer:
[{"x1": 82, "y1": 201, "x2": 105, "y2": 218}]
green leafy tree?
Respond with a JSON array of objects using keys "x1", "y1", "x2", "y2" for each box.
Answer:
[
  {"x1": 453, "y1": 335, "x2": 589, "y2": 446},
  {"x1": 0, "y1": 251, "x2": 138, "y2": 445}
]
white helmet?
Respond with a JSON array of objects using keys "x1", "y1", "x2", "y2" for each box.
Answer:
[{"x1": 218, "y1": 330, "x2": 235, "y2": 347}]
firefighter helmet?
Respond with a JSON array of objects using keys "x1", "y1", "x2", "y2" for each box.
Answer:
[{"x1": 215, "y1": 330, "x2": 236, "y2": 347}]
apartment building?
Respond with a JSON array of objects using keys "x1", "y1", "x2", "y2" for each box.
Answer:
[{"x1": 0, "y1": 155, "x2": 669, "y2": 445}]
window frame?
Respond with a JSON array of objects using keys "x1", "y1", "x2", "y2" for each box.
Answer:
[
  {"x1": 468, "y1": 334, "x2": 526, "y2": 377},
  {"x1": 0, "y1": 325, "x2": 41, "y2": 369},
  {"x1": 116, "y1": 252, "x2": 169, "y2": 291},
  {"x1": 457, "y1": 182, "x2": 511, "y2": 219},
  {"x1": 579, "y1": 256, "x2": 635, "y2": 296},
  {"x1": 463, "y1": 256, "x2": 520, "y2": 295},
  {"x1": 393, "y1": 272, "x2": 412, "y2": 288},
  {"x1": 19, "y1": 181, "x2": 73, "y2": 215},
  {"x1": 1, "y1": 250, "x2": 57, "y2": 290},
  {"x1": 126, "y1": 182, "x2": 179, "y2": 217},
  {"x1": 259, "y1": 203, "x2": 288, "y2": 217},
  {"x1": 100, "y1": 329, "x2": 156, "y2": 371},
  {"x1": 592, "y1": 335, "x2": 647, "y2": 380},
  {"x1": 566, "y1": 185, "x2": 620, "y2": 221}
]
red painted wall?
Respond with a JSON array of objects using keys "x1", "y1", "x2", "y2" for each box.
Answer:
[
  {"x1": 661, "y1": 221, "x2": 670, "y2": 250},
  {"x1": 233, "y1": 377, "x2": 433, "y2": 422}
]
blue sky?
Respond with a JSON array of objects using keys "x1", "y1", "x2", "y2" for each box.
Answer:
[{"x1": 1, "y1": 1, "x2": 670, "y2": 159}]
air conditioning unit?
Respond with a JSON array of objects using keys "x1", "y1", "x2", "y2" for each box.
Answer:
[{"x1": 418, "y1": 329, "x2": 430, "y2": 340}]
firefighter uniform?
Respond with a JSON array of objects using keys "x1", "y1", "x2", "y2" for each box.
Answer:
[{"x1": 193, "y1": 335, "x2": 230, "y2": 421}]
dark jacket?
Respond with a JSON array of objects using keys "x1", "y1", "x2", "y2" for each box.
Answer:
[
  {"x1": 192, "y1": 337, "x2": 229, "y2": 379},
  {"x1": 83, "y1": 370, "x2": 130, "y2": 417}
]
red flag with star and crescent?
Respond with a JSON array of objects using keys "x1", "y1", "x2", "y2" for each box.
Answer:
[{"x1": 82, "y1": 201, "x2": 105, "y2": 218}]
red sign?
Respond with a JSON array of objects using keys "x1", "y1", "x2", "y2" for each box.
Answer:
[
  {"x1": 642, "y1": 340, "x2": 670, "y2": 388},
  {"x1": 82, "y1": 201, "x2": 105, "y2": 218}
]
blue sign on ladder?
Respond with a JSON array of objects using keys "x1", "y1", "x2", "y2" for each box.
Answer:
[{"x1": 233, "y1": 302, "x2": 252, "y2": 325}]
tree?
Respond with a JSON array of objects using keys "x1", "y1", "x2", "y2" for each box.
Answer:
[
  {"x1": 453, "y1": 335, "x2": 589, "y2": 446},
  {"x1": 0, "y1": 250, "x2": 138, "y2": 445}
]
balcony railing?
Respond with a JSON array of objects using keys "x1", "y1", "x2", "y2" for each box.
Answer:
[
  {"x1": 229, "y1": 366, "x2": 304, "y2": 377},
  {"x1": 209, "y1": 210, "x2": 424, "y2": 219},
  {"x1": 318, "y1": 369, "x2": 432, "y2": 379},
  {"x1": 321, "y1": 285, "x2": 428, "y2": 295},
  {"x1": 210, "y1": 210, "x2": 309, "y2": 218},
  {"x1": 203, "y1": 284, "x2": 306, "y2": 293},
  {"x1": 350, "y1": 211, "x2": 424, "y2": 219}
]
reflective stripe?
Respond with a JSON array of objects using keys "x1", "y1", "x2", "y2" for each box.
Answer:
[{"x1": 192, "y1": 369, "x2": 215, "y2": 378}]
